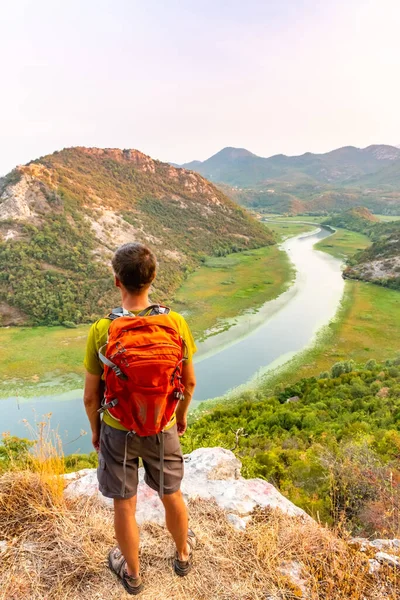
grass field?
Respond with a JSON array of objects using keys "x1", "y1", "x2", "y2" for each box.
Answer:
[
  {"x1": 265, "y1": 221, "x2": 317, "y2": 241},
  {"x1": 314, "y1": 228, "x2": 371, "y2": 260},
  {"x1": 173, "y1": 245, "x2": 294, "y2": 340},
  {"x1": 376, "y1": 214, "x2": 400, "y2": 222},
  {"x1": 0, "y1": 325, "x2": 89, "y2": 397}
]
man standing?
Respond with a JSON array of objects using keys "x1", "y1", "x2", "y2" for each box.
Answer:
[{"x1": 83, "y1": 242, "x2": 197, "y2": 595}]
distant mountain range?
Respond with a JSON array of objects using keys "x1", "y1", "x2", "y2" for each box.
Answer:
[
  {"x1": 176, "y1": 145, "x2": 400, "y2": 215},
  {"x1": 0, "y1": 147, "x2": 272, "y2": 326}
]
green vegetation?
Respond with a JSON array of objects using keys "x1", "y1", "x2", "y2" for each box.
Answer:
[
  {"x1": 314, "y1": 229, "x2": 371, "y2": 260},
  {"x1": 265, "y1": 221, "x2": 317, "y2": 241},
  {"x1": 184, "y1": 358, "x2": 400, "y2": 534},
  {"x1": 323, "y1": 206, "x2": 379, "y2": 232},
  {"x1": 0, "y1": 147, "x2": 273, "y2": 326},
  {"x1": 0, "y1": 325, "x2": 88, "y2": 396},
  {"x1": 174, "y1": 245, "x2": 294, "y2": 340}
]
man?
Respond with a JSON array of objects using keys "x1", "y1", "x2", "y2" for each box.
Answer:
[{"x1": 83, "y1": 242, "x2": 197, "y2": 595}]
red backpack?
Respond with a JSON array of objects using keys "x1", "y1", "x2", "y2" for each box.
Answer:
[{"x1": 99, "y1": 305, "x2": 186, "y2": 436}]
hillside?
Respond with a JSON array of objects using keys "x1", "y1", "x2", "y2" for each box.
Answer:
[
  {"x1": 322, "y1": 209, "x2": 400, "y2": 288},
  {"x1": 324, "y1": 206, "x2": 380, "y2": 232},
  {"x1": 344, "y1": 221, "x2": 400, "y2": 289},
  {"x1": 0, "y1": 147, "x2": 273, "y2": 326},
  {"x1": 178, "y1": 145, "x2": 400, "y2": 215}
]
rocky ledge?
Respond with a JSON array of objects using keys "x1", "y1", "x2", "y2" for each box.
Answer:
[{"x1": 65, "y1": 447, "x2": 307, "y2": 528}]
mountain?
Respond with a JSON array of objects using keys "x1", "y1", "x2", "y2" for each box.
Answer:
[
  {"x1": 0, "y1": 147, "x2": 273, "y2": 326},
  {"x1": 324, "y1": 206, "x2": 380, "y2": 232},
  {"x1": 180, "y1": 145, "x2": 400, "y2": 186},
  {"x1": 344, "y1": 220, "x2": 400, "y2": 289},
  {"x1": 178, "y1": 145, "x2": 400, "y2": 215}
]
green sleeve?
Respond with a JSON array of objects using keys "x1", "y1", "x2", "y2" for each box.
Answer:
[
  {"x1": 83, "y1": 322, "x2": 105, "y2": 375},
  {"x1": 176, "y1": 315, "x2": 197, "y2": 364}
]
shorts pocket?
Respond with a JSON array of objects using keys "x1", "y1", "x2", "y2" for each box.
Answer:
[
  {"x1": 97, "y1": 453, "x2": 108, "y2": 490},
  {"x1": 163, "y1": 425, "x2": 182, "y2": 455}
]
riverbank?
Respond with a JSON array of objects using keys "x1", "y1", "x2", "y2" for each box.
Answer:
[
  {"x1": 314, "y1": 228, "x2": 370, "y2": 260},
  {"x1": 0, "y1": 243, "x2": 293, "y2": 397},
  {"x1": 173, "y1": 245, "x2": 294, "y2": 341}
]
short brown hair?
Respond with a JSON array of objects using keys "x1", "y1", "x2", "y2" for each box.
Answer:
[{"x1": 112, "y1": 243, "x2": 157, "y2": 292}]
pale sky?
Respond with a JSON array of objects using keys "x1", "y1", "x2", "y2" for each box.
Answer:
[{"x1": 1, "y1": 0, "x2": 400, "y2": 176}]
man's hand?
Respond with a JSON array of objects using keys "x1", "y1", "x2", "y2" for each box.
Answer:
[
  {"x1": 84, "y1": 372, "x2": 103, "y2": 451},
  {"x1": 176, "y1": 362, "x2": 196, "y2": 436},
  {"x1": 92, "y1": 430, "x2": 100, "y2": 452},
  {"x1": 176, "y1": 412, "x2": 187, "y2": 436}
]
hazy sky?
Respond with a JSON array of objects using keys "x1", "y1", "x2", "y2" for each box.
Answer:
[{"x1": 1, "y1": 0, "x2": 400, "y2": 175}]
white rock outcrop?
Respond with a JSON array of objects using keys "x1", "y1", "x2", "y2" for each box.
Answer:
[{"x1": 65, "y1": 447, "x2": 308, "y2": 527}]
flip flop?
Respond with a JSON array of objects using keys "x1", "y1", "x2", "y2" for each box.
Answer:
[
  {"x1": 108, "y1": 547, "x2": 144, "y2": 595},
  {"x1": 173, "y1": 529, "x2": 197, "y2": 577}
]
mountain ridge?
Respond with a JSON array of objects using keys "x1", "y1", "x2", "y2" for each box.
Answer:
[
  {"x1": 177, "y1": 144, "x2": 400, "y2": 215},
  {"x1": 0, "y1": 147, "x2": 273, "y2": 326}
]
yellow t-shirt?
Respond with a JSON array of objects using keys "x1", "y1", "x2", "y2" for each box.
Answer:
[{"x1": 84, "y1": 310, "x2": 197, "y2": 431}]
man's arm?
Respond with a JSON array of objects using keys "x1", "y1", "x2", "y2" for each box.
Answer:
[
  {"x1": 83, "y1": 371, "x2": 104, "y2": 451},
  {"x1": 176, "y1": 362, "x2": 196, "y2": 436}
]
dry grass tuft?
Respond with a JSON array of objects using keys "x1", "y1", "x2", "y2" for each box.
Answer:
[{"x1": 0, "y1": 471, "x2": 399, "y2": 600}]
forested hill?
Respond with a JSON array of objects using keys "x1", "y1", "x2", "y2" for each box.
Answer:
[
  {"x1": 323, "y1": 206, "x2": 380, "y2": 232},
  {"x1": 0, "y1": 147, "x2": 273, "y2": 326}
]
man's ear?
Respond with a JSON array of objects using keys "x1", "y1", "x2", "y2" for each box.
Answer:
[{"x1": 114, "y1": 276, "x2": 121, "y2": 289}]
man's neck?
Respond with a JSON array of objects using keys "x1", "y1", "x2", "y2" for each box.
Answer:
[{"x1": 120, "y1": 289, "x2": 151, "y2": 312}]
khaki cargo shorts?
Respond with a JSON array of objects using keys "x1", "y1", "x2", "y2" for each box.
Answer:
[{"x1": 97, "y1": 422, "x2": 184, "y2": 499}]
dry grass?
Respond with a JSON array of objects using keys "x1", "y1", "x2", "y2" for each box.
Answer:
[{"x1": 0, "y1": 470, "x2": 399, "y2": 600}]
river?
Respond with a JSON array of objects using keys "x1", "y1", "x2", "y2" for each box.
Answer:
[{"x1": 1, "y1": 227, "x2": 344, "y2": 454}]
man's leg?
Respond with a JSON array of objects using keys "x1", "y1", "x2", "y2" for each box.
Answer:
[
  {"x1": 161, "y1": 490, "x2": 190, "y2": 561},
  {"x1": 114, "y1": 496, "x2": 140, "y2": 577}
]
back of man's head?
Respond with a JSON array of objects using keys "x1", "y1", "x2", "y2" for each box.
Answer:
[{"x1": 112, "y1": 243, "x2": 157, "y2": 293}]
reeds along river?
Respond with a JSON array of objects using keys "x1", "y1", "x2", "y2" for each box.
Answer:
[{"x1": 2, "y1": 228, "x2": 344, "y2": 454}]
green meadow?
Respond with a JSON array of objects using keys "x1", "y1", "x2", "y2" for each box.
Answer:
[
  {"x1": 314, "y1": 228, "x2": 371, "y2": 260},
  {"x1": 173, "y1": 245, "x2": 294, "y2": 340},
  {"x1": 266, "y1": 221, "x2": 317, "y2": 241}
]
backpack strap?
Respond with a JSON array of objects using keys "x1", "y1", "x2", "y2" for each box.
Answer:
[
  {"x1": 106, "y1": 305, "x2": 171, "y2": 319},
  {"x1": 98, "y1": 344, "x2": 128, "y2": 380},
  {"x1": 106, "y1": 307, "x2": 133, "y2": 321},
  {"x1": 137, "y1": 304, "x2": 171, "y2": 317}
]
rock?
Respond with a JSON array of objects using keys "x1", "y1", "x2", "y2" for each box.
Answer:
[
  {"x1": 226, "y1": 513, "x2": 251, "y2": 531},
  {"x1": 279, "y1": 560, "x2": 309, "y2": 597},
  {"x1": 0, "y1": 541, "x2": 7, "y2": 554},
  {"x1": 375, "y1": 552, "x2": 400, "y2": 568},
  {"x1": 65, "y1": 447, "x2": 309, "y2": 526},
  {"x1": 348, "y1": 537, "x2": 369, "y2": 552},
  {"x1": 370, "y1": 539, "x2": 396, "y2": 550},
  {"x1": 286, "y1": 396, "x2": 300, "y2": 404},
  {"x1": 368, "y1": 559, "x2": 381, "y2": 574}
]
